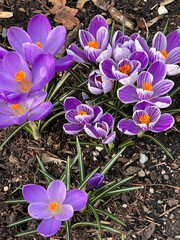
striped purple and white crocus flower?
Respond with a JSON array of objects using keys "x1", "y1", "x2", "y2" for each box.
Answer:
[
  {"x1": 118, "y1": 100, "x2": 174, "y2": 135},
  {"x1": 23, "y1": 180, "x2": 88, "y2": 237},
  {"x1": 63, "y1": 97, "x2": 103, "y2": 135},
  {"x1": 117, "y1": 60, "x2": 174, "y2": 108},
  {"x1": 67, "y1": 15, "x2": 112, "y2": 63}
]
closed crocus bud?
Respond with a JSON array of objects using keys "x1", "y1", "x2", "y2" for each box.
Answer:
[{"x1": 87, "y1": 173, "x2": 104, "y2": 190}]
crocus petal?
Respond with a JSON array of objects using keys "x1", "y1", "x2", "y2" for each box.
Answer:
[
  {"x1": 27, "y1": 14, "x2": 51, "y2": 47},
  {"x1": 1, "y1": 93, "x2": 28, "y2": 104},
  {"x1": 145, "y1": 106, "x2": 161, "y2": 123},
  {"x1": 47, "y1": 180, "x2": 66, "y2": 204},
  {"x1": 152, "y1": 32, "x2": 167, "y2": 51},
  {"x1": 64, "y1": 189, "x2": 88, "y2": 211},
  {"x1": 26, "y1": 91, "x2": 47, "y2": 110},
  {"x1": 96, "y1": 27, "x2": 109, "y2": 50},
  {"x1": 136, "y1": 88, "x2": 154, "y2": 100},
  {"x1": 0, "y1": 102, "x2": 13, "y2": 114},
  {"x1": 102, "y1": 78, "x2": 113, "y2": 93},
  {"x1": 112, "y1": 30, "x2": 123, "y2": 49},
  {"x1": 166, "y1": 47, "x2": 180, "y2": 64},
  {"x1": 28, "y1": 202, "x2": 51, "y2": 219},
  {"x1": 67, "y1": 44, "x2": 89, "y2": 63},
  {"x1": 135, "y1": 37, "x2": 149, "y2": 53},
  {"x1": 102, "y1": 132, "x2": 116, "y2": 144},
  {"x1": 7, "y1": 27, "x2": 32, "y2": 55},
  {"x1": 99, "y1": 58, "x2": 117, "y2": 80},
  {"x1": 28, "y1": 102, "x2": 53, "y2": 121},
  {"x1": 133, "y1": 100, "x2": 154, "y2": 112},
  {"x1": 92, "y1": 105, "x2": 103, "y2": 122},
  {"x1": 11, "y1": 112, "x2": 28, "y2": 125},
  {"x1": 55, "y1": 204, "x2": 73, "y2": 221},
  {"x1": 152, "y1": 113, "x2": 174, "y2": 132},
  {"x1": 0, "y1": 114, "x2": 14, "y2": 128},
  {"x1": 64, "y1": 97, "x2": 82, "y2": 111},
  {"x1": 96, "y1": 44, "x2": 112, "y2": 63},
  {"x1": 65, "y1": 109, "x2": 78, "y2": 123},
  {"x1": 117, "y1": 119, "x2": 141, "y2": 135},
  {"x1": 166, "y1": 29, "x2": 180, "y2": 53},
  {"x1": 133, "y1": 110, "x2": 147, "y2": 125},
  {"x1": 55, "y1": 55, "x2": 74, "y2": 72},
  {"x1": 149, "y1": 47, "x2": 165, "y2": 63},
  {"x1": 63, "y1": 123, "x2": 84, "y2": 134},
  {"x1": 117, "y1": 85, "x2": 138, "y2": 103},
  {"x1": 129, "y1": 51, "x2": 148, "y2": 71},
  {"x1": 0, "y1": 46, "x2": 8, "y2": 58},
  {"x1": 100, "y1": 113, "x2": 114, "y2": 129},
  {"x1": 151, "y1": 96, "x2": 172, "y2": 108},
  {"x1": 79, "y1": 30, "x2": 95, "y2": 49},
  {"x1": 44, "y1": 26, "x2": 66, "y2": 56},
  {"x1": 148, "y1": 60, "x2": 166, "y2": 85},
  {"x1": 113, "y1": 47, "x2": 131, "y2": 63},
  {"x1": 84, "y1": 123, "x2": 99, "y2": 138},
  {"x1": 119, "y1": 71, "x2": 138, "y2": 86},
  {"x1": 137, "y1": 71, "x2": 153, "y2": 88},
  {"x1": 84, "y1": 46, "x2": 102, "y2": 63},
  {"x1": 23, "y1": 184, "x2": 49, "y2": 203},
  {"x1": 166, "y1": 64, "x2": 180, "y2": 75},
  {"x1": 88, "y1": 15, "x2": 108, "y2": 38},
  {"x1": 88, "y1": 85, "x2": 103, "y2": 95},
  {"x1": 37, "y1": 217, "x2": 61, "y2": 237},
  {"x1": 23, "y1": 42, "x2": 44, "y2": 65},
  {"x1": 152, "y1": 80, "x2": 174, "y2": 98}
]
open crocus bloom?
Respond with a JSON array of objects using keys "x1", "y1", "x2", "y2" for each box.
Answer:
[
  {"x1": 63, "y1": 97, "x2": 103, "y2": 135},
  {"x1": 0, "y1": 51, "x2": 55, "y2": 104},
  {"x1": 23, "y1": 180, "x2": 88, "y2": 237},
  {"x1": 84, "y1": 113, "x2": 116, "y2": 144},
  {"x1": 67, "y1": 15, "x2": 112, "y2": 63},
  {"x1": 118, "y1": 100, "x2": 174, "y2": 135},
  {"x1": 117, "y1": 60, "x2": 174, "y2": 108},
  {"x1": 0, "y1": 91, "x2": 53, "y2": 128}
]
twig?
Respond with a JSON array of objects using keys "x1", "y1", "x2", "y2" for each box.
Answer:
[
  {"x1": 131, "y1": 183, "x2": 180, "y2": 191},
  {"x1": 159, "y1": 204, "x2": 180, "y2": 217}
]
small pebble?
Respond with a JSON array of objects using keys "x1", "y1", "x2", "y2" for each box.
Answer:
[
  {"x1": 170, "y1": 214, "x2": 174, "y2": 219},
  {"x1": 161, "y1": 170, "x2": 166, "y2": 175},
  {"x1": 158, "y1": 200, "x2": 163, "y2": 204},
  {"x1": 4, "y1": 186, "x2": 8, "y2": 192},
  {"x1": 149, "y1": 187, "x2": 154, "y2": 193},
  {"x1": 158, "y1": 6, "x2": 168, "y2": 15},
  {"x1": 92, "y1": 151, "x2": 99, "y2": 157},
  {"x1": 122, "y1": 204, "x2": 127, "y2": 208},
  {"x1": 163, "y1": 174, "x2": 169, "y2": 180},
  {"x1": 93, "y1": 156, "x2": 97, "y2": 161},
  {"x1": 96, "y1": 146, "x2": 104, "y2": 152},
  {"x1": 139, "y1": 153, "x2": 148, "y2": 164},
  {"x1": 138, "y1": 169, "x2": 145, "y2": 177}
]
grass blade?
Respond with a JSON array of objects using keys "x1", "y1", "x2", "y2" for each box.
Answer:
[
  {"x1": 104, "y1": 103, "x2": 129, "y2": 118},
  {"x1": 69, "y1": 141, "x2": 103, "y2": 148},
  {"x1": 38, "y1": 169, "x2": 55, "y2": 182},
  {"x1": 7, "y1": 217, "x2": 33, "y2": 227},
  {"x1": 87, "y1": 204, "x2": 102, "y2": 237},
  {"x1": 161, "y1": 109, "x2": 180, "y2": 114},
  {"x1": 76, "y1": 137, "x2": 85, "y2": 183},
  {"x1": 36, "y1": 155, "x2": 52, "y2": 184},
  {"x1": 110, "y1": 20, "x2": 115, "y2": 45},
  {"x1": 169, "y1": 85, "x2": 180, "y2": 98},
  {"x1": 96, "y1": 209, "x2": 126, "y2": 226},
  {"x1": 104, "y1": 186, "x2": 143, "y2": 197},
  {"x1": 67, "y1": 67, "x2": 85, "y2": 83},
  {"x1": 15, "y1": 229, "x2": 38, "y2": 237},
  {"x1": 66, "y1": 157, "x2": 71, "y2": 191},
  {"x1": 118, "y1": 140, "x2": 134, "y2": 149},
  {"x1": 60, "y1": 154, "x2": 79, "y2": 181},
  {"x1": 122, "y1": 16, "x2": 125, "y2": 34},
  {"x1": 5, "y1": 198, "x2": 27, "y2": 204},
  {"x1": 65, "y1": 221, "x2": 71, "y2": 240},
  {"x1": 163, "y1": 20, "x2": 168, "y2": 34}
]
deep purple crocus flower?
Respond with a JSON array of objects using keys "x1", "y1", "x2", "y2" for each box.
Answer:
[
  {"x1": 84, "y1": 113, "x2": 116, "y2": 144},
  {"x1": 0, "y1": 51, "x2": 55, "y2": 104},
  {"x1": 87, "y1": 173, "x2": 104, "y2": 190},
  {"x1": 118, "y1": 100, "x2": 174, "y2": 135},
  {"x1": 63, "y1": 97, "x2": 103, "y2": 134},
  {"x1": 23, "y1": 180, "x2": 88, "y2": 237},
  {"x1": 0, "y1": 91, "x2": 53, "y2": 128},
  {"x1": 7, "y1": 14, "x2": 73, "y2": 72},
  {"x1": 117, "y1": 60, "x2": 174, "y2": 108},
  {"x1": 88, "y1": 69, "x2": 113, "y2": 94},
  {"x1": 67, "y1": 15, "x2": 112, "y2": 63}
]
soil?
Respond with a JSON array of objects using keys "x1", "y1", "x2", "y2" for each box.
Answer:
[{"x1": 0, "y1": 0, "x2": 180, "y2": 240}]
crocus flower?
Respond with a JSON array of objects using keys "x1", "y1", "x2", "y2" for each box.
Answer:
[
  {"x1": 67, "y1": 15, "x2": 112, "y2": 63},
  {"x1": 7, "y1": 14, "x2": 73, "y2": 72},
  {"x1": 117, "y1": 60, "x2": 174, "y2": 108},
  {"x1": 0, "y1": 46, "x2": 8, "y2": 59},
  {"x1": 63, "y1": 97, "x2": 103, "y2": 134},
  {"x1": 0, "y1": 51, "x2": 55, "y2": 103},
  {"x1": 84, "y1": 113, "x2": 116, "y2": 144},
  {"x1": 0, "y1": 91, "x2": 53, "y2": 128},
  {"x1": 118, "y1": 100, "x2": 174, "y2": 135},
  {"x1": 100, "y1": 50, "x2": 148, "y2": 85},
  {"x1": 87, "y1": 173, "x2": 104, "y2": 190},
  {"x1": 23, "y1": 180, "x2": 88, "y2": 237},
  {"x1": 88, "y1": 69, "x2": 113, "y2": 94}
]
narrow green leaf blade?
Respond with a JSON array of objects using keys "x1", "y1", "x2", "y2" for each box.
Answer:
[
  {"x1": 15, "y1": 229, "x2": 38, "y2": 237},
  {"x1": 5, "y1": 198, "x2": 27, "y2": 204},
  {"x1": 65, "y1": 221, "x2": 71, "y2": 240},
  {"x1": 66, "y1": 157, "x2": 71, "y2": 191},
  {"x1": 118, "y1": 140, "x2": 134, "y2": 149},
  {"x1": 7, "y1": 217, "x2": 33, "y2": 227},
  {"x1": 38, "y1": 169, "x2": 55, "y2": 182},
  {"x1": 76, "y1": 137, "x2": 85, "y2": 183},
  {"x1": 109, "y1": 20, "x2": 115, "y2": 44},
  {"x1": 36, "y1": 155, "x2": 52, "y2": 184},
  {"x1": 104, "y1": 186, "x2": 143, "y2": 197},
  {"x1": 88, "y1": 204, "x2": 102, "y2": 237},
  {"x1": 77, "y1": 166, "x2": 99, "y2": 190},
  {"x1": 96, "y1": 209, "x2": 126, "y2": 226},
  {"x1": 60, "y1": 154, "x2": 79, "y2": 181}
]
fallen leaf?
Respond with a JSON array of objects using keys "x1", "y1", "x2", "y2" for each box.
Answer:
[
  {"x1": 141, "y1": 222, "x2": 155, "y2": 240},
  {"x1": 146, "y1": 15, "x2": 164, "y2": 27},
  {"x1": 49, "y1": 0, "x2": 79, "y2": 30},
  {"x1": 160, "y1": 0, "x2": 175, "y2": 6},
  {"x1": 92, "y1": 0, "x2": 114, "y2": 11},
  {"x1": 76, "y1": 0, "x2": 90, "y2": 9},
  {"x1": 0, "y1": 12, "x2": 13, "y2": 18},
  {"x1": 41, "y1": 153, "x2": 65, "y2": 164},
  {"x1": 124, "y1": 166, "x2": 140, "y2": 175}
]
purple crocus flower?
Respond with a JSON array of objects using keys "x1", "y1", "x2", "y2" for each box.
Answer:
[
  {"x1": 117, "y1": 60, "x2": 174, "y2": 108},
  {"x1": 67, "y1": 15, "x2": 112, "y2": 63},
  {"x1": 23, "y1": 180, "x2": 88, "y2": 237},
  {"x1": 88, "y1": 69, "x2": 113, "y2": 94},
  {"x1": 87, "y1": 173, "x2": 104, "y2": 190},
  {"x1": 0, "y1": 51, "x2": 55, "y2": 104},
  {"x1": 0, "y1": 91, "x2": 53, "y2": 128},
  {"x1": 63, "y1": 97, "x2": 103, "y2": 135},
  {"x1": 84, "y1": 113, "x2": 116, "y2": 144},
  {"x1": 100, "y1": 50, "x2": 148, "y2": 85},
  {"x1": 118, "y1": 100, "x2": 174, "y2": 135},
  {"x1": 7, "y1": 14, "x2": 73, "y2": 72}
]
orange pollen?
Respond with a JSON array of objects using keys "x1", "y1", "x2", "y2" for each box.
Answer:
[
  {"x1": 161, "y1": 50, "x2": 168, "y2": 59},
  {"x1": 15, "y1": 71, "x2": 30, "y2": 93},
  {"x1": 143, "y1": 83, "x2": 152, "y2": 91},
  {"x1": 119, "y1": 64, "x2": 131, "y2": 75},
  {"x1": 96, "y1": 76, "x2": 103, "y2": 83},
  {"x1": 11, "y1": 104, "x2": 25, "y2": 115},
  {"x1": 36, "y1": 42, "x2": 43, "y2": 49},
  {"x1": 139, "y1": 115, "x2": 150, "y2": 125},
  {"x1": 49, "y1": 202, "x2": 59, "y2": 212},
  {"x1": 87, "y1": 41, "x2": 99, "y2": 49},
  {"x1": 77, "y1": 111, "x2": 87, "y2": 116}
]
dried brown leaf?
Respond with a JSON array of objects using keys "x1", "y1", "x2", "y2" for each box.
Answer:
[
  {"x1": 141, "y1": 222, "x2": 155, "y2": 240},
  {"x1": 147, "y1": 15, "x2": 164, "y2": 27},
  {"x1": 76, "y1": 0, "x2": 90, "y2": 9},
  {"x1": 92, "y1": 0, "x2": 114, "y2": 11},
  {"x1": 0, "y1": 12, "x2": 13, "y2": 18},
  {"x1": 160, "y1": 0, "x2": 175, "y2": 6}
]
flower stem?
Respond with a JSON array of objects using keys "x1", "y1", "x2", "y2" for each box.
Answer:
[{"x1": 29, "y1": 121, "x2": 41, "y2": 141}]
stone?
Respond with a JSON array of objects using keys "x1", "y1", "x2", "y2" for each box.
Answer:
[
  {"x1": 138, "y1": 169, "x2": 145, "y2": 177},
  {"x1": 139, "y1": 153, "x2": 148, "y2": 164}
]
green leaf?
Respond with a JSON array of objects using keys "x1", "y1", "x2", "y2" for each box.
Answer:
[
  {"x1": 60, "y1": 154, "x2": 79, "y2": 181},
  {"x1": 15, "y1": 229, "x2": 38, "y2": 237},
  {"x1": 104, "y1": 186, "x2": 143, "y2": 197},
  {"x1": 76, "y1": 137, "x2": 85, "y2": 183},
  {"x1": 66, "y1": 157, "x2": 71, "y2": 191},
  {"x1": 109, "y1": 20, "x2": 115, "y2": 45},
  {"x1": 142, "y1": 134, "x2": 174, "y2": 160},
  {"x1": 0, "y1": 122, "x2": 28, "y2": 149},
  {"x1": 36, "y1": 155, "x2": 53, "y2": 184},
  {"x1": 5, "y1": 198, "x2": 27, "y2": 204},
  {"x1": 38, "y1": 169, "x2": 55, "y2": 182},
  {"x1": 69, "y1": 141, "x2": 103, "y2": 148},
  {"x1": 163, "y1": 20, "x2": 168, "y2": 34},
  {"x1": 67, "y1": 67, "x2": 85, "y2": 83},
  {"x1": 103, "y1": 103, "x2": 129, "y2": 118},
  {"x1": 169, "y1": 85, "x2": 180, "y2": 98},
  {"x1": 77, "y1": 167, "x2": 99, "y2": 190},
  {"x1": 71, "y1": 222, "x2": 121, "y2": 234},
  {"x1": 88, "y1": 204, "x2": 101, "y2": 237},
  {"x1": 122, "y1": 16, "x2": 125, "y2": 34},
  {"x1": 96, "y1": 209, "x2": 126, "y2": 226},
  {"x1": 7, "y1": 217, "x2": 33, "y2": 227},
  {"x1": 23, "y1": 125, "x2": 34, "y2": 136},
  {"x1": 65, "y1": 221, "x2": 71, "y2": 240},
  {"x1": 118, "y1": 140, "x2": 134, "y2": 149},
  {"x1": 161, "y1": 108, "x2": 180, "y2": 115}
]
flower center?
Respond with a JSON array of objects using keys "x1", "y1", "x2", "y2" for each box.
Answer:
[
  {"x1": 49, "y1": 202, "x2": 62, "y2": 214},
  {"x1": 77, "y1": 111, "x2": 87, "y2": 116},
  {"x1": 142, "y1": 83, "x2": 152, "y2": 91},
  {"x1": 119, "y1": 64, "x2": 131, "y2": 75},
  {"x1": 139, "y1": 115, "x2": 150, "y2": 124},
  {"x1": 36, "y1": 42, "x2": 43, "y2": 49},
  {"x1": 87, "y1": 41, "x2": 99, "y2": 49},
  {"x1": 161, "y1": 50, "x2": 168, "y2": 59},
  {"x1": 96, "y1": 76, "x2": 103, "y2": 83},
  {"x1": 15, "y1": 71, "x2": 30, "y2": 93},
  {"x1": 11, "y1": 104, "x2": 25, "y2": 115}
]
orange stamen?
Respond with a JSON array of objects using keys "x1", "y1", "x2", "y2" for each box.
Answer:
[
  {"x1": 87, "y1": 41, "x2": 99, "y2": 49},
  {"x1": 139, "y1": 115, "x2": 150, "y2": 125},
  {"x1": 119, "y1": 64, "x2": 131, "y2": 75},
  {"x1": 15, "y1": 71, "x2": 30, "y2": 93},
  {"x1": 49, "y1": 202, "x2": 59, "y2": 212},
  {"x1": 143, "y1": 83, "x2": 152, "y2": 91},
  {"x1": 11, "y1": 104, "x2": 25, "y2": 115},
  {"x1": 161, "y1": 50, "x2": 168, "y2": 59},
  {"x1": 96, "y1": 76, "x2": 103, "y2": 83},
  {"x1": 36, "y1": 42, "x2": 43, "y2": 49},
  {"x1": 77, "y1": 111, "x2": 87, "y2": 116}
]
